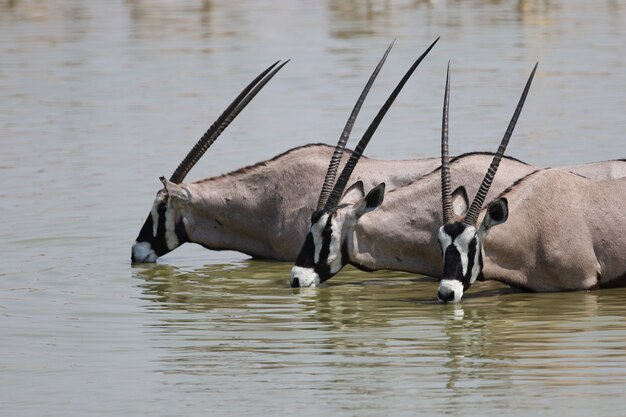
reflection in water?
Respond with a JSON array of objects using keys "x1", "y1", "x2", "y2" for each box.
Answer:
[
  {"x1": 3, "y1": 0, "x2": 18, "y2": 9},
  {"x1": 326, "y1": 0, "x2": 558, "y2": 40},
  {"x1": 133, "y1": 260, "x2": 626, "y2": 414},
  {"x1": 125, "y1": 0, "x2": 214, "y2": 41}
]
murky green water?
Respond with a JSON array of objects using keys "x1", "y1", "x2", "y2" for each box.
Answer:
[{"x1": 2, "y1": 1, "x2": 626, "y2": 416}]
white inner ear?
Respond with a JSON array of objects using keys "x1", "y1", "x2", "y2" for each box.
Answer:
[
  {"x1": 163, "y1": 179, "x2": 191, "y2": 203},
  {"x1": 340, "y1": 182, "x2": 365, "y2": 206},
  {"x1": 452, "y1": 192, "x2": 468, "y2": 216}
]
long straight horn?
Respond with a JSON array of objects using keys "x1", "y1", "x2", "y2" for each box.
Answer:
[
  {"x1": 463, "y1": 62, "x2": 538, "y2": 226},
  {"x1": 316, "y1": 41, "x2": 395, "y2": 211},
  {"x1": 323, "y1": 37, "x2": 440, "y2": 212},
  {"x1": 169, "y1": 60, "x2": 289, "y2": 184},
  {"x1": 441, "y1": 62, "x2": 453, "y2": 224}
]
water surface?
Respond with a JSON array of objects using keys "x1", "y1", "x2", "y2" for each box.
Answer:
[{"x1": 2, "y1": 1, "x2": 626, "y2": 416}]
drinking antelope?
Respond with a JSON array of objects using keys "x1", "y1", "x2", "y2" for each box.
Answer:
[
  {"x1": 437, "y1": 64, "x2": 626, "y2": 303},
  {"x1": 290, "y1": 65, "x2": 626, "y2": 288},
  {"x1": 132, "y1": 40, "x2": 441, "y2": 263}
]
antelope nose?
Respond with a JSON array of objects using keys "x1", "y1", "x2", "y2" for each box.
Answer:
[
  {"x1": 438, "y1": 288, "x2": 455, "y2": 303},
  {"x1": 291, "y1": 277, "x2": 300, "y2": 288}
]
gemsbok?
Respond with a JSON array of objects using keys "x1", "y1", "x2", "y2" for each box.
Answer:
[
  {"x1": 132, "y1": 40, "x2": 441, "y2": 263},
  {"x1": 436, "y1": 64, "x2": 626, "y2": 303},
  {"x1": 290, "y1": 65, "x2": 626, "y2": 287}
]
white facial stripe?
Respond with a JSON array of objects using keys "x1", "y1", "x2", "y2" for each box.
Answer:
[
  {"x1": 165, "y1": 207, "x2": 179, "y2": 250},
  {"x1": 452, "y1": 226, "x2": 477, "y2": 277},
  {"x1": 290, "y1": 266, "x2": 320, "y2": 287},
  {"x1": 457, "y1": 242, "x2": 469, "y2": 277},
  {"x1": 311, "y1": 213, "x2": 329, "y2": 264},
  {"x1": 438, "y1": 279, "x2": 464, "y2": 303},
  {"x1": 328, "y1": 216, "x2": 343, "y2": 273},
  {"x1": 310, "y1": 212, "x2": 344, "y2": 274},
  {"x1": 132, "y1": 241, "x2": 158, "y2": 263},
  {"x1": 438, "y1": 227, "x2": 453, "y2": 251},
  {"x1": 150, "y1": 204, "x2": 159, "y2": 237},
  {"x1": 469, "y1": 235, "x2": 481, "y2": 284}
]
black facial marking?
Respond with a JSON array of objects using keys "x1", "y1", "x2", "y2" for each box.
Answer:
[
  {"x1": 175, "y1": 219, "x2": 189, "y2": 245},
  {"x1": 156, "y1": 203, "x2": 167, "y2": 240},
  {"x1": 464, "y1": 237, "x2": 478, "y2": 290},
  {"x1": 311, "y1": 209, "x2": 324, "y2": 224},
  {"x1": 441, "y1": 222, "x2": 479, "y2": 291},
  {"x1": 134, "y1": 203, "x2": 170, "y2": 257},
  {"x1": 443, "y1": 222, "x2": 467, "y2": 240},
  {"x1": 135, "y1": 213, "x2": 154, "y2": 243},
  {"x1": 295, "y1": 232, "x2": 316, "y2": 268},
  {"x1": 152, "y1": 203, "x2": 170, "y2": 256},
  {"x1": 315, "y1": 216, "x2": 334, "y2": 283},
  {"x1": 443, "y1": 244, "x2": 464, "y2": 283},
  {"x1": 294, "y1": 213, "x2": 338, "y2": 284}
]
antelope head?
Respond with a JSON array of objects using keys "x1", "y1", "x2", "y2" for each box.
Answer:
[
  {"x1": 436, "y1": 62, "x2": 537, "y2": 303},
  {"x1": 131, "y1": 61, "x2": 288, "y2": 263},
  {"x1": 290, "y1": 38, "x2": 439, "y2": 287}
]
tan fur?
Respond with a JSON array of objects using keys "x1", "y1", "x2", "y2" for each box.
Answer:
[
  {"x1": 347, "y1": 154, "x2": 537, "y2": 276},
  {"x1": 480, "y1": 169, "x2": 626, "y2": 291},
  {"x1": 169, "y1": 143, "x2": 440, "y2": 261},
  {"x1": 342, "y1": 157, "x2": 626, "y2": 278}
]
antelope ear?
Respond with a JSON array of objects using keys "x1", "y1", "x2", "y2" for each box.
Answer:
[
  {"x1": 160, "y1": 177, "x2": 191, "y2": 204},
  {"x1": 452, "y1": 186, "x2": 469, "y2": 217},
  {"x1": 484, "y1": 198, "x2": 509, "y2": 229},
  {"x1": 353, "y1": 182, "x2": 385, "y2": 218},
  {"x1": 340, "y1": 180, "x2": 365, "y2": 205}
]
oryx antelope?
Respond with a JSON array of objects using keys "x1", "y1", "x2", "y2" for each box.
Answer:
[
  {"x1": 289, "y1": 38, "x2": 441, "y2": 286},
  {"x1": 132, "y1": 42, "x2": 442, "y2": 263},
  {"x1": 290, "y1": 65, "x2": 626, "y2": 287},
  {"x1": 436, "y1": 65, "x2": 626, "y2": 303}
]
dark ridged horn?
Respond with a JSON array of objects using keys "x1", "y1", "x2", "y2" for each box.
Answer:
[
  {"x1": 463, "y1": 62, "x2": 538, "y2": 226},
  {"x1": 169, "y1": 60, "x2": 289, "y2": 184},
  {"x1": 441, "y1": 62, "x2": 453, "y2": 224},
  {"x1": 323, "y1": 37, "x2": 440, "y2": 212},
  {"x1": 316, "y1": 41, "x2": 395, "y2": 211}
]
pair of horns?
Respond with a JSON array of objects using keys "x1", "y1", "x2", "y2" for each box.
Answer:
[
  {"x1": 441, "y1": 62, "x2": 538, "y2": 226},
  {"x1": 317, "y1": 37, "x2": 440, "y2": 213},
  {"x1": 169, "y1": 60, "x2": 289, "y2": 184}
]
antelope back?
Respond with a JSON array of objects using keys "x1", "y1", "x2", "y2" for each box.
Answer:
[{"x1": 480, "y1": 170, "x2": 626, "y2": 291}]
